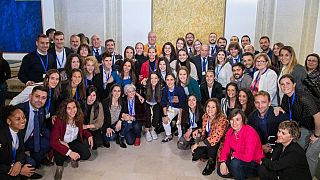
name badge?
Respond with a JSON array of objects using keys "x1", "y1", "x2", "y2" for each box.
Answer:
[
  {"x1": 168, "y1": 106, "x2": 174, "y2": 112},
  {"x1": 43, "y1": 74, "x2": 46, "y2": 78},
  {"x1": 202, "y1": 71, "x2": 206, "y2": 75},
  {"x1": 46, "y1": 113, "x2": 51, "y2": 119}
]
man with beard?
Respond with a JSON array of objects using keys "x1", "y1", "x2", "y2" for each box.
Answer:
[
  {"x1": 185, "y1": 32, "x2": 195, "y2": 57},
  {"x1": 230, "y1": 62, "x2": 252, "y2": 89},
  {"x1": 259, "y1": 36, "x2": 273, "y2": 60},
  {"x1": 208, "y1": 32, "x2": 218, "y2": 57},
  {"x1": 105, "y1": 39, "x2": 123, "y2": 71},
  {"x1": 69, "y1": 34, "x2": 80, "y2": 53}
]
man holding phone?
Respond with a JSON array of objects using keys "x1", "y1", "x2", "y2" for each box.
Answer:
[{"x1": 248, "y1": 91, "x2": 288, "y2": 157}]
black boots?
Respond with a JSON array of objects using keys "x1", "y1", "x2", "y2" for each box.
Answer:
[
  {"x1": 118, "y1": 136, "x2": 127, "y2": 148},
  {"x1": 202, "y1": 158, "x2": 216, "y2": 176}
]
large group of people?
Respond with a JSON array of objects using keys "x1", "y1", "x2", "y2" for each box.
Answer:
[{"x1": 0, "y1": 29, "x2": 319, "y2": 180}]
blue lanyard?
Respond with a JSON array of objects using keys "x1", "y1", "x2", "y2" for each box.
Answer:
[
  {"x1": 168, "y1": 86, "x2": 175, "y2": 107},
  {"x1": 288, "y1": 92, "x2": 296, "y2": 121},
  {"x1": 75, "y1": 87, "x2": 79, "y2": 101},
  {"x1": 128, "y1": 98, "x2": 135, "y2": 116},
  {"x1": 55, "y1": 49, "x2": 65, "y2": 68},
  {"x1": 189, "y1": 110, "x2": 195, "y2": 128},
  {"x1": 201, "y1": 57, "x2": 208, "y2": 73},
  {"x1": 45, "y1": 89, "x2": 52, "y2": 114},
  {"x1": 206, "y1": 120, "x2": 210, "y2": 135},
  {"x1": 215, "y1": 65, "x2": 223, "y2": 79},
  {"x1": 103, "y1": 68, "x2": 111, "y2": 82},
  {"x1": 149, "y1": 60, "x2": 156, "y2": 72},
  {"x1": 36, "y1": 51, "x2": 49, "y2": 73},
  {"x1": 233, "y1": 56, "x2": 240, "y2": 63},
  {"x1": 10, "y1": 133, "x2": 19, "y2": 165}
]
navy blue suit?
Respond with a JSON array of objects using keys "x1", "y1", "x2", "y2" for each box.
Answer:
[{"x1": 191, "y1": 55, "x2": 214, "y2": 84}]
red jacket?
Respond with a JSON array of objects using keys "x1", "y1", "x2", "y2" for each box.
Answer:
[
  {"x1": 140, "y1": 59, "x2": 158, "y2": 80},
  {"x1": 50, "y1": 118, "x2": 92, "y2": 155}
]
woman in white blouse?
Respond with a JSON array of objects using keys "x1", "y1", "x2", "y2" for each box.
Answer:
[{"x1": 215, "y1": 49, "x2": 233, "y2": 90}]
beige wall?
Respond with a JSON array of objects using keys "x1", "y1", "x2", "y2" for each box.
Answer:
[{"x1": 152, "y1": 0, "x2": 226, "y2": 47}]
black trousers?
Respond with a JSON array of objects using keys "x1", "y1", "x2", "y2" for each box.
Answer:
[
  {"x1": 54, "y1": 139, "x2": 91, "y2": 166},
  {"x1": 145, "y1": 103, "x2": 162, "y2": 129},
  {"x1": 258, "y1": 164, "x2": 278, "y2": 180},
  {"x1": 192, "y1": 142, "x2": 220, "y2": 160},
  {"x1": 88, "y1": 129, "x2": 104, "y2": 148}
]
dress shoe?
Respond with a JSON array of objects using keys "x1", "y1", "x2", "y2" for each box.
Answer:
[
  {"x1": 41, "y1": 157, "x2": 54, "y2": 166},
  {"x1": 103, "y1": 141, "x2": 110, "y2": 148},
  {"x1": 29, "y1": 172, "x2": 43, "y2": 179},
  {"x1": 119, "y1": 137, "x2": 127, "y2": 148},
  {"x1": 202, "y1": 158, "x2": 216, "y2": 176}
]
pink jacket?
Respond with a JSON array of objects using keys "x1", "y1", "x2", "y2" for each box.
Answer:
[{"x1": 219, "y1": 125, "x2": 264, "y2": 163}]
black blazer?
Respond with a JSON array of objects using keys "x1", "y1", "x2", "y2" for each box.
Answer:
[
  {"x1": 261, "y1": 142, "x2": 312, "y2": 180},
  {"x1": 200, "y1": 81, "x2": 223, "y2": 105},
  {"x1": 93, "y1": 66, "x2": 115, "y2": 101},
  {"x1": 16, "y1": 101, "x2": 48, "y2": 140},
  {"x1": 122, "y1": 96, "x2": 146, "y2": 122},
  {"x1": 48, "y1": 47, "x2": 72, "y2": 70},
  {"x1": 191, "y1": 55, "x2": 215, "y2": 84},
  {"x1": 180, "y1": 106, "x2": 204, "y2": 134},
  {"x1": 0, "y1": 127, "x2": 25, "y2": 179}
]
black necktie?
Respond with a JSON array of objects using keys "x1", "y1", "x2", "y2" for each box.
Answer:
[
  {"x1": 211, "y1": 47, "x2": 214, "y2": 56},
  {"x1": 33, "y1": 111, "x2": 40, "y2": 152}
]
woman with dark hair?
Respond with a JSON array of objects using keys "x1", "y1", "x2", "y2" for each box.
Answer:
[
  {"x1": 101, "y1": 84, "x2": 127, "y2": 148},
  {"x1": 161, "y1": 73, "x2": 187, "y2": 142},
  {"x1": 176, "y1": 66, "x2": 201, "y2": 101},
  {"x1": 221, "y1": 82, "x2": 240, "y2": 116},
  {"x1": 140, "y1": 47, "x2": 158, "y2": 85},
  {"x1": 83, "y1": 87, "x2": 104, "y2": 150},
  {"x1": 161, "y1": 42, "x2": 177, "y2": 63},
  {"x1": 50, "y1": 99, "x2": 93, "y2": 180},
  {"x1": 0, "y1": 105, "x2": 37, "y2": 179},
  {"x1": 170, "y1": 49, "x2": 199, "y2": 81},
  {"x1": 61, "y1": 53, "x2": 82, "y2": 81},
  {"x1": 271, "y1": 42, "x2": 284, "y2": 73},
  {"x1": 0, "y1": 51, "x2": 11, "y2": 107},
  {"x1": 123, "y1": 46, "x2": 135, "y2": 61},
  {"x1": 215, "y1": 49, "x2": 233, "y2": 90},
  {"x1": 113, "y1": 59, "x2": 136, "y2": 89},
  {"x1": 304, "y1": 53, "x2": 320, "y2": 98},
  {"x1": 157, "y1": 57, "x2": 172, "y2": 88},
  {"x1": 83, "y1": 56, "x2": 100, "y2": 89},
  {"x1": 191, "y1": 98, "x2": 228, "y2": 175},
  {"x1": 218, "y1": 108, "x2": 264, "y2": 180},
  {"x1": 177, "y1": 95, "x2": 204, "y2": 150},
  {"x1": 77, "y1": 44, "x2": 91, "y2": 60},
  {"x1": 259, "y1": 121, "x2": 312, "y2": 180},
  {"x1": 144, "y1": 72, "x2": 162, "y2": 141},
  {"x1": 175, "y1": 37, "x2": 187, "y2": 55},
  {"x1": 59, "y1": 69, "x2": 86, "y2": 109},
  {"x1": 238, "y1": 88, "x2": 255, "y2": 118}
]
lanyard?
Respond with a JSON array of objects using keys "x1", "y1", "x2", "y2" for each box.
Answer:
[
  {"x1": 288, "y1": 92, "x2": 296, "y2": 121},
  {"x1": 206, "y1": 119, "x2": 210, "y2": 135},
  {"x1": 189, "y1": 110, "x2": 195, "y2": 128},
  {"x1": 10, "y1": 133, "x2": 19, "y2": 165},
  {"x1": 168, "y1": 86, "x2": 175, "y2": 107},
  {"x1": 103, "y1": 67, "x2": 111, "y2": 83},
  {"x1": 45, "y1": 89, "x2": 52, "y2": 114},
  {"x1": 128, "y1": 98, "x2": 135, "y2": 116},
  {"x1": 201, "y1": 57, "x2": 208, "y2": 73},
  {"x1": 36, "y1": 51, "x2": 49, "y2": 73},
  {"x1": 233, "y1": 56, "x2": 240, "y2": 63},
  {"x1": 251, "y1": 68, "x2": 268, "y2": 92},
  {"x1": 56, "y1": 49, "x2": 65, "y2": 68},
  {"x1": 112, "y1": 53, "x2": 116, "y2": 65},
  {"x1": 215, "y1": 65, "x2": 223, "y2": 79},
  {"x1": 75, "y1": 87, "x2": 79, "y2": 101},
  {"x1": 149, "y1": 60, "x2": 156, "y2": 72}
]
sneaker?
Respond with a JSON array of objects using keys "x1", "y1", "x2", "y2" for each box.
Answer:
[
  {"x1": 70, "y1": 159, "x2": 79, "y2": 168},
  {"x1": 161, "y1": 135, "x2": 173, "y2": 143},
  {"x1": 145, "y1": 131, "x2": 152, "y2": 142},
  {"x1": 150, "y1": 130, "x2": 158, "y2": 140},
  {"x1": 134, "y1": 137, "x2": 141, "y2": 146}
]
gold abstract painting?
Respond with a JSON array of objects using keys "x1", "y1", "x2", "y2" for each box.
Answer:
[{"x1": 152, "y1": 0, "x2": 226, "y2": 47}]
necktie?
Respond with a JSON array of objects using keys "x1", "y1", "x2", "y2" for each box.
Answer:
[
  {"x1": 202, "y1": 57, "x2": 207, "y2": 73},
  {"x1": 189, "y1": 47, "x2": 192, "y2": 53},
  {"x1": 94, "y1": 49, "x2": 99, "y2": 57},
  {"x1": 33, "y1": 111, "x2": 40, "y2": 152},
  {"x1": 211, "y1": 46, "x2": 214, "y2": 56}
]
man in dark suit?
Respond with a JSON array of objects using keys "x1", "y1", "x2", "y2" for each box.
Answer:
[
  {"x1": 200, "y1": 70, "x2": 223, "y2": 105},
  {"x1": 69, "y1": 34, "x2": 80, "y2": 53},
  {"x1": 16, "y1": 86, "x2": 51, "y2": 170},
  {"x1": 18, "y1": 34, "x2": 56, "y2": 86},
  {"x1": 48, "y1": 31, "x2": 72, "y2": 71},
  {"x1": 90, "y1": 34, "x2": 106, "y2": 63},
  {"x1": 105, "y1": 39, "x2": 123, "y2": 71},
  {"x1": 0, "y1": 105, "x2": 38, "y2": 179},
  {"x1": 192, "y1": 44, "x2": 214, "y2": 84}
]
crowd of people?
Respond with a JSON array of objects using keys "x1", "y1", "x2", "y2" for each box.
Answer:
[{"x1": 0, "y1": 29, "x2": 319, "y2": 180}]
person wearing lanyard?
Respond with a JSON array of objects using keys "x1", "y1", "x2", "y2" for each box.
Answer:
[
  {"x1": 18, "y1": 34, "x2": 55, "y2": 86},
  {"x1": 215, "y1": 49, "x2": 233, "y2": 90},
  {"x1": 105, "y1": 39, "x2": 123, "y2": 71},
  {"x1": 0, "y1": 105, "x2": 38, "y2": 179},
  {"x1": 161, "y1": 73, "x2": 186, "y2": 142},
  {"x1": 227, "y1": 43, "x2": 241, "y2": 65},
  {"x1": 200, "y1": 70, "x2": 224, "y2": 106},
  {"x1": 191, "y1": 98, "x2": 228, "y2": 175},
  {"x1": 122, "y1": 84, "x2": 144, "y2": 146},
  {"x1": 170, "y1": 49, "x2": 199, "y2": 81},
  {"x1": 250, "y1": 53, "x2": 278, "y2": 106},
  {"x1": 248, "y1": 91, "x2": 288, "y2": 158},
  {"x1": 114, "y1": 59, "x2": 136, "y2": 89},
  {"x1": 177, "y1": 95, "x2": 204, "y2": 150},
  {"x1": 276, "y1": 74, "x2": 320, "y2": 177},
  {"x1": 140, "y1": 47, "x2": 158, "y2": 86},
  {"x1": 191, "y1": 44, "x2": 214, "y2": 84},
  {"x1": 83, "y1": 56, "x2": 100, "y2": 90},
  {"x1": 49, "y1": 31, "x2": 72, "y2": 71}
]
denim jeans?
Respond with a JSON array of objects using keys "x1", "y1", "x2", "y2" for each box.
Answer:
[
  {"x1": 0, "y1": 82, "x2": 8, "y2": 106},
  {"x1": 217, "y1": 158, "x2": 259, "y2": 180}
]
